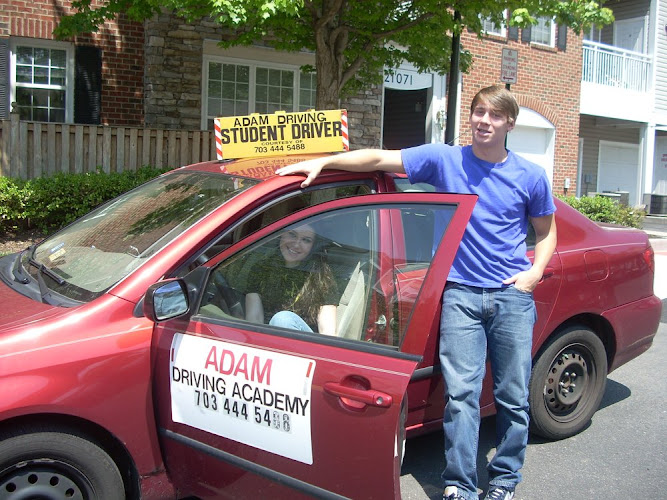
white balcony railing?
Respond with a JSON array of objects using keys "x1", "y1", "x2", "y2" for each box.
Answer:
[{"x1": 582, "y1": 40, "x2": 652, "y2": 92}]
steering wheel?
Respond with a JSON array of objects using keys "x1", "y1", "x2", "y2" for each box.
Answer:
[{"x1": 210, "y1": 272, "x2": 245, "y2": 318}]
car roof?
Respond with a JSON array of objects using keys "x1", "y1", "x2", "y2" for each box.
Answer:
[{"x1": 178, "y1": 153, "x2": 334, "y2": 181}]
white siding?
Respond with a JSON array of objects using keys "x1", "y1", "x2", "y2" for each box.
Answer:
[
  {"x1": 656, "y1": 1, "x2": 667, "y2": 113},
  {"x1": 578, "y1": 115, "x2": 640, "y2": 194}
]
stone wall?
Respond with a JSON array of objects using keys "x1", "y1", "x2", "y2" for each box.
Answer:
[
  {"x1": 144, "y1": 12, "x2": 382, "y2": 148},
  {"x1": 341, "y1": 86, "x2": 383, "y2": 150},
  {"x1": 144, "y1": 13, "x2": 207, "y2": 129}
]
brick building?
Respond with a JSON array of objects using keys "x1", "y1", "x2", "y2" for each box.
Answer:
[
  {"x1": 0, "y1": 0, "x2": 144, "y2": 126},
  {"x1": 458, "y1": 26, "x2": 583, "y2": 196}
]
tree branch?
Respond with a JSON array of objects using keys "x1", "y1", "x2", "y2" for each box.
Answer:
[
  {"x1": 368, "y1": 12, "x2": 438, "y2": 40},
  {"x1": 340, "y1": 39, "x2": 374, "y2": 88}
]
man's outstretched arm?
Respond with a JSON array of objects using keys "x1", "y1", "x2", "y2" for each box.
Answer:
[{"x1": 276, "y1": 149, "x2": 405, "y2": 188}]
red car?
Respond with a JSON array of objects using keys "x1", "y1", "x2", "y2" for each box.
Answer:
[{"x1": 0, "y1": 154, "x2": 660, "y2": 499}]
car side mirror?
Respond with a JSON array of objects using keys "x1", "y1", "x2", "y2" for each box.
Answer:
[{"x1": 144, "y1": 279, "x2": 189, "y2": 322}]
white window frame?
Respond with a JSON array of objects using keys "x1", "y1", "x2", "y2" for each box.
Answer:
[
  {"x1": 202, "y1": 55, "x2": 316, "y2": 129},
  {"x1": 613, "y1": 16, "x2": 648, "y2": 53},
  {"x1": 480, "y1": 11, "x2": 507, "y2": 37},
  {"x1": 9, "y1": 37, "x2": 75, "y2": 123},
  {"x1": 531, "y1": 17, "x2": 556, "y2": 47},
  {"x1": 584, "y1": 25, "x2": 603, "y2": 43}
]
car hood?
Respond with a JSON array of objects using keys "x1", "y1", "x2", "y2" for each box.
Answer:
[{"x1": 0, "y1": 279, "x2": 70, "y2": 334}]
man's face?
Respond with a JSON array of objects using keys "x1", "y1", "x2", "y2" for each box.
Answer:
[{"x1": 469, "y1": 99, "x2": 514, "y2": 148}]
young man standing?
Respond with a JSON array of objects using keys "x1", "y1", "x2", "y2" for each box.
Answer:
[{"x1": 277, "y1": 85, "x2": 557, "y2": 500}]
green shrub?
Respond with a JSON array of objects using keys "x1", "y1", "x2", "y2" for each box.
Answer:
[
  {"x1": 0, "y1": 166, "x2": 171, "y2": 233},
  {"x1": 558, "y1": 194, "x2": 644, "y2": 228},
  {"x1": 0, "y1": 176, "x2": 28, "y2": 228}
]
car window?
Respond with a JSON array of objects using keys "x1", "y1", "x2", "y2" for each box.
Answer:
[
  {"x1": 197, "y1": 202, "x2": 458, "y2": 349},
  {"x1": 194, "y1": 182, "x2": 373, "y2": 264},
  {"x1": 199, "y1": 207, "x2": 374, "y2": 341},
  {"x1": 24, "y1": 171, "x2": 255, "y2": 303}
]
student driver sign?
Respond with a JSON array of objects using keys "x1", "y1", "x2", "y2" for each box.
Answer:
[{"x1": 214, "y1": 109, "x2": 349, "y2": 159}]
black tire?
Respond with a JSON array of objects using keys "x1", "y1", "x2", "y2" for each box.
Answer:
[
  {"x1": 529, "y1": 326, "x2": 608, "y2": 440},
  {"x1": 0, "y1": 426, "x2": 125, "y2": 500}
]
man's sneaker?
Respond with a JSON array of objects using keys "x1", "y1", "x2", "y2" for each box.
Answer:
[
  {"x1": 485, "y1": 486, "x2": 515, "y2": 500},
  {"x1": 443, "y1": 486, "x2": 466, "y2": 500}
]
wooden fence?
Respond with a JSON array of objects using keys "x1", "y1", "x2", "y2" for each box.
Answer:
[{"x1": 0, "y1": 113, "x2": 219, "y2": 180}]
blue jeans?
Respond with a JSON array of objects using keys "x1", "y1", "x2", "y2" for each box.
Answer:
[
  {"x1": 269, "y1": 310, "x2": 313, "y2": 332},
  {"x1": 440, "y1": 282, "x2": 536, "y2": 499}
]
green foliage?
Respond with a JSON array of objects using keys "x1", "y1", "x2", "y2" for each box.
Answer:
[
  {"x1": 558, "y1": 194, "x2": 645, "y2": 229},
  {"x1": 0, "y1": 176, "x2": 29, "y2": 230},
  {"x1": 54, "y1": 1, "x2": 614, "y2": 108},
  {"x1": 0, "y1": 167, "x2": 171, "y2": 233}
]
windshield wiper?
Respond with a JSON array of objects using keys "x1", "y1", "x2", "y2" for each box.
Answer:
[
  {"x1": 10, "y1": 247, "x2": 64, "y2": 305},
  {"x1": 11, "y1": 245, "x2": 33, "y2": 284},
  {"x1": 28, "y1": 258, "x2": 66, "y2": 286},
  {"x1": 24, "y1": 258, "x2": 65, "y2": 305}
]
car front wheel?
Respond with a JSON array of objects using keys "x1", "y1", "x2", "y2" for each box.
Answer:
[
  {"x1": 529, "y1": 326, "x2": 608, "y2": 440},
  {"x1": 0, "y1": 425, "x2": 125, "y2": 500}
]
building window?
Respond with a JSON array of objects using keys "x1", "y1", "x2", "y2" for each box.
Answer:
[
  {"x1": 298, "y1": 71, "x2": 316, "y2": 111},
  {"x1": 11, "y1": 40, "x2": 74, "y2": 122},
  {"x1": 207, "y1": 62, "x2": 250, "y2": 119},
  {"x1": 531, "y1": 17, "x2": 556, "y2": 46},
  {"x1": 480, "y1": 13, "x2": 507, "y2": 37},
  {"x1": 204, "y1": 58, "x2": 317, "y2": 129},
  {"x1": 255, "y1": 67, "x2": 294, "y2": 113},
  {"x1": 584, "y1": 26, "x2": 603, "y2": 43}
]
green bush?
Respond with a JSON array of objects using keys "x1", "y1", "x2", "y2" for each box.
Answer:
[
  {"x1": 558, "y1": 194, "x2": 644, "y2": 228},
  {"x1": 0, "y1": 176, "x2": 28, "y2": 228},
  {"x1": 0, "y1": 167, "x2": 171, "y2": 233}
]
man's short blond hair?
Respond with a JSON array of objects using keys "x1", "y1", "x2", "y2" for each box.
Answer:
[{"x1": 470, "y1": 85, "x2": 520, "y2": 125}]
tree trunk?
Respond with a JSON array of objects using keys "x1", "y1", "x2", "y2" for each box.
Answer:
[{"x1": 314, "y1": 21, "x2": 344, "y2": 110}]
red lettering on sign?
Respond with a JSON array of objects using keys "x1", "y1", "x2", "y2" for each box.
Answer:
[
  {"x1": 204, "y1": 346, "x2": 219, "y2": 371},
  {"x1": 203, "y1": 346, "x2": 272, "y2": 385}
]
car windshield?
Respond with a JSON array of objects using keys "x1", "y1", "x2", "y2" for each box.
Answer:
[{"x1": 21, "y1": 170, "x2": 258, "y2": 304}]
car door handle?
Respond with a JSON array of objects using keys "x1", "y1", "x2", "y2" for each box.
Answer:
[
  {"x1": 542, "y1": 267, "x2": 555, "y2": 279},
  {"x1": 323, "y1": 382, "x2": 393, "y2": 408}
]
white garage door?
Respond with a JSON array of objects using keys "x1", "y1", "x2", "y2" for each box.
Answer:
[
  {"x1": 597, "y1": 140, "x2": 639, "y2": 203},
  {"x1": 506, "y1": 108, "x2": 555, "y2": 185}
]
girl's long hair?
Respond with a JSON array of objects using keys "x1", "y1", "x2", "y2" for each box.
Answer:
[{"x1": 285, "y1": 238, "x2": 337, "y2": 327}]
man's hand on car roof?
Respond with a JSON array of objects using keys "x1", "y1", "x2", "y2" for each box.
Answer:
[{"x1": 276, "y1": 158, "x2": 326, "y2": 188}]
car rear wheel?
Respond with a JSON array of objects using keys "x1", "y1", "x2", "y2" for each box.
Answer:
[
  {"x1": 529, "y1": 326, "x2": 607, "y2": 440},
  {"x1": 0, "y1": 426, "x2": 124, "y2": 500}
]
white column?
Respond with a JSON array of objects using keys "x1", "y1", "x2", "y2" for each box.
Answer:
[
  {"x1": 640, "y1": 123, "x2": 657, "y2": 206},
  {"x1": 431, "y1": 73, "x2": 447, "y2": 144}
]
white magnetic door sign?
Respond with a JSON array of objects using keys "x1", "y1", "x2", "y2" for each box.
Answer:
[{"x1": 169, "y1": 333, "x2": 316, "y2": 464}]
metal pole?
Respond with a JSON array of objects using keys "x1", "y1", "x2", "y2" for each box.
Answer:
[
  {"x1": 445, "y1": 10, "x2": 461, "y2": 145},
  {"x1": 505, "y1": 83, "x2": 510, "y2": 148}
]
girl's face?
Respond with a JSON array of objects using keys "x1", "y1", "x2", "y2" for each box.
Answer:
[{"x1": 279, "y1": 225, "x2": 316, "y2": 267}]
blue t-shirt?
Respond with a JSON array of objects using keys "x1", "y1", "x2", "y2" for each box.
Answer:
[{"x1": 402, "y1": 144, "x2": 556, "y2": 287}]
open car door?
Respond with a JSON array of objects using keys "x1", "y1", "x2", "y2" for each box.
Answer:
[{"x1": 149, "y1": 193, "x2": 475, "y2": 499}]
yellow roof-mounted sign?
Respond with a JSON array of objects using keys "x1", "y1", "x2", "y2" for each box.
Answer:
[{"x1": 214, "y1": 109, "x2": 349, "y2": 160}]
